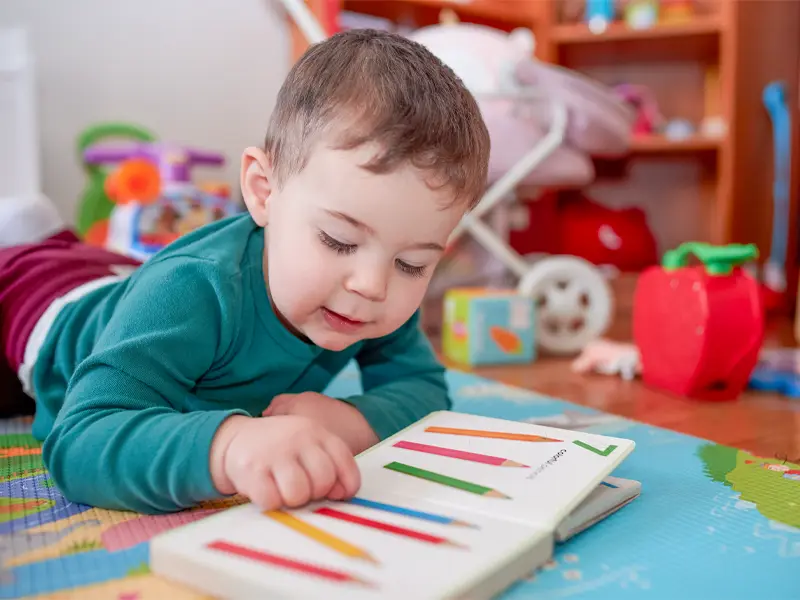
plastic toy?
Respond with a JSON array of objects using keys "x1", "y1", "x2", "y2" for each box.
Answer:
[
  {"x1": 76, "y1": 123, "x2": 158, "y2": 239},
  {"x1": 633, "y1": 242, "x2": 765, "y2": 401},
  {"x1": 660, "y1": 0, "x2": 694, "y2": 22},
  {"x1": 571, "y1": 338, "x2": 641, "y2": 380},
  {"x1": 759, "y1": 80, "x2": 791, "y2": 313},
  {"x1": 81, "y1": 140, "x2": 239, "y2": 261},
  {"x1": 624, "y1": 0, "x2": 659, "y2": 29},
  {"x1": 557, "y1": 192, "x2": 658, "y2": 272},
  {"x1": 443, "y1": 288, "x2": 536, "y2": 366},
  {"x1": 748, "y1": 348, "x2": 800, "y2": 398},
  {"x1": 613, "y1": 84, "x2": 664, "y2": 136},
  {"x1": 663, "y1": 118, "x2": 696, "y2": 140},
  {"x1": 585, "y1": 0, "x2": 615, "y2": 33}
]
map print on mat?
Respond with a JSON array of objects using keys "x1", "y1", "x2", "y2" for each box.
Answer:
[{"x1": 0, "y1": 363, "x2": 798, "y2": 599}]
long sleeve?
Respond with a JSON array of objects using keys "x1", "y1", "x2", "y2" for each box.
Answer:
[
  {"x1": 342, "y1": 311, "x2": 451, "y2": 441},
  {"x1": 42, "y1": 257, "x2": 248, "y2": 514}
]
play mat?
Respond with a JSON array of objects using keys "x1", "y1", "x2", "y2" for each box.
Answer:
[{"x1": 1, "y1": 364, "x2": 797, "y2": 599}]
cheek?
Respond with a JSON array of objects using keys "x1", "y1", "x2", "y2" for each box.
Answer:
[
  {"x1": 379, "y1": 276, "x2": 430, "y2": 331},
  {"x1": 266, "y1": 229, "x2": 337, "y2": 318}
]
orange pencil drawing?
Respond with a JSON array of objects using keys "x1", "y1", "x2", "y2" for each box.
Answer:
[{"x1": 425, "y1": 426, "x2": 562, "y2": 443}]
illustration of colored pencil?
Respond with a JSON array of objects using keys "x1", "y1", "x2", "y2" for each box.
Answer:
[
  {"x1": 425, "y1": 426, "x2": 562, "y2": 443},
  {"x1": 314, "y1": 507, "x2": 467, "y2": 548},
  {"x1": 207, "y1": 540, "x2": 376, "y2": 588},
  {"x1": 265, "y1": 510, "x2": 378, "y2": 564},
  {"x1": 393, "y1": 440, "x2": 528, "y2": 467},
  {"x1": 346, "y1": 497, "x2": 478, "y2": 529},
  {"x1": 383, "y1": 461, "x2": 511, "y2": 499}
]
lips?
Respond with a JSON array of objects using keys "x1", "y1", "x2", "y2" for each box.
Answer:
[{"x1": 321, "y1": 307, "x2": 367, "y2": 333}]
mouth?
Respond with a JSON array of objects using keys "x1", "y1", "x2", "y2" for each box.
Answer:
[{"x1": 321, "y1": 307, "x2": 367, "y2": 333}]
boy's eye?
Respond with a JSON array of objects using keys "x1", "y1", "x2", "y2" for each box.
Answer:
[
  {"x1": 396, "y1": 259, "x2": 427, "y2": 279},
  {"x1": 318, "y1": 230, "x2": 356, "y2": 255}
]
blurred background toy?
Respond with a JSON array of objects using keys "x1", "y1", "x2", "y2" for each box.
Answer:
[
  {"x1": 624, "y1": 0, "x2": 659, "y2": 29},
  {"x1": 633, "y1": 242, "x2": 764, "y2": 401},
  {"x1": 613, "y1": 84, "x2": 664, "y2": 136},
  {"x1": 748, "y1": 348, "x2": 800, "y2": 399},
  {"x1": 79, "y1": 134, "x2": 241, "y2": 261},
  {"x1": 443, "y1": 288, "x2": 536, "y2": 366},
  {"x1": 75, "y1": 123, "x2": 157, "y2": 240}
]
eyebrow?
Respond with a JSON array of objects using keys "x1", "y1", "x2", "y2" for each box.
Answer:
[{"x1": 325, "y1": 209, "x2": 445, "y2": 252}]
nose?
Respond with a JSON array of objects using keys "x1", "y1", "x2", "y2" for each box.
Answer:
[{"x1": 345, "y1": 263, "x2": 388, "y2": 302}]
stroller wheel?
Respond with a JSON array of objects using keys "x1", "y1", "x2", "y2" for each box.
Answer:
[{"x1": 517, "y1": 256, "x2": 613, "y2": 355}]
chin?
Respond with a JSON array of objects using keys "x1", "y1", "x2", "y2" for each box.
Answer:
[{"x1": 308, "y1": 331, "x2": 361, "y2": 352}]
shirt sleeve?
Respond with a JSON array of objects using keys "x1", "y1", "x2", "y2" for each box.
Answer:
[
  {"x1": 42, "y1": 257, "x2": 248, "y2": 514},
  {"x1": 341, "y1": 311, "x2": 452, "y2": 441}
]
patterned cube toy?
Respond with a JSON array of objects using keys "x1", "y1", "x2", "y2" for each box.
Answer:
[{"x1": 442, "y1": 288, "x2": 536, "y2": 366}]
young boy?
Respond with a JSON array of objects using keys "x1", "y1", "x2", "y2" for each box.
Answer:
[{"x1": 0, "y1": 29, "x2": 490, "y2": 515}]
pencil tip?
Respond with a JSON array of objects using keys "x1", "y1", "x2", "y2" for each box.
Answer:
[
  {"x1": 361, "y1": 554, "x2": 380, "y2": 565},
  {"x1": 485, "y1": 490, "x2": 512, "y2": 499},
  {"x1": 453, "y1": 520, "x2": 480, "y2": 529}
]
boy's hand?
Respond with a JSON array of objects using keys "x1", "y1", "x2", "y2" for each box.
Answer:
[
  {"x1": 209, "y1": 414, "x2": 360, "y2": 510},
  {"x1": 263, "y1": 392, "x2": 379, "y2": 455}
]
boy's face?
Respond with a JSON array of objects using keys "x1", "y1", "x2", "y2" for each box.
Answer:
[{"x1": 242, "y1": 142, "x2": 466, "y2": 351}]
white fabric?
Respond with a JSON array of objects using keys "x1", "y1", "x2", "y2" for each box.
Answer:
[
  {"x1": 18, "y1": 269, "x2": 134, "y2": 396},
  {"x1": 0, "y1": 193, "x2": 66, "y2": 248}
]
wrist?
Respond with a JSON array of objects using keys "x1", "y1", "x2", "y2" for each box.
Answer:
[
  {"x1": 209, "y1": 414, "x2": 248, "y2": 495},
  {"x1": 342, "y1": 404, "x2": 379, "y2": 454}
]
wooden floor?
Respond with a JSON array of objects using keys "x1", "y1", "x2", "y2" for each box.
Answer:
[{"x1": 437, "y1": 313, "x2": 800, "y2": 461}]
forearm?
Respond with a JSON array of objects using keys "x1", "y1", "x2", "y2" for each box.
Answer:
[
  {"x1": 341, "y1": 369, "x2": 451, "y2": 441},
  {"x1": 43, "y1": 371, "x2": 247, "y2": 514}
]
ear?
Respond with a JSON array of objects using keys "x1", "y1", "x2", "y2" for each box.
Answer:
[{"x1": 240, "y1": 147, "x2": 274, "y2": 227}]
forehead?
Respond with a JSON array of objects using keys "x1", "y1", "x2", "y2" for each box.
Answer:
[{"x1": 296, "y1": 142, "x2": 466, "y2": 234}]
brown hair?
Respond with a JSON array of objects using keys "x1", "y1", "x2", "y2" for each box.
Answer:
[{"x1": 264, "y1": 28, "x2": 490, "y2": 209}]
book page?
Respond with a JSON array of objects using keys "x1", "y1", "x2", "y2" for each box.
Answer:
[
  {"x1": 152, "y1": 491, "x2": 550, "y2": 599},
  {"x1": 355, "y1": 411, "x2": 635, "y2": 529}
]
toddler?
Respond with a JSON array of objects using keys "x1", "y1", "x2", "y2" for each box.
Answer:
[{"x1": 0, "y1": 29, "x2": 490, "y2": 515}]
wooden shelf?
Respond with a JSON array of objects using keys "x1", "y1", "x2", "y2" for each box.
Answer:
[
  {"x1": 629, "y1": 134, "x2": 722, "y2": 154},
  {"x1": 342, "y1": 0, "x2": 533, "y2": 25},
  {"x1": 552, "y1": 17, "x2": 722, "y2": 44}
]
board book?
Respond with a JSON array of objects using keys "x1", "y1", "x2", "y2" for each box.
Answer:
[{"x1": 150, "y1": 410, "x2": 636, "y2": 599}]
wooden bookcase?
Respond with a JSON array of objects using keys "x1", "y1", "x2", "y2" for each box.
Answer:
[{"x1": 287, "y1": 0, "x2": 800, "y2": 310}]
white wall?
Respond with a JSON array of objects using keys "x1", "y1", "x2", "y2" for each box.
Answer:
[{"x1": 0, "y1": 0, "x2": 290, "y2": 224}]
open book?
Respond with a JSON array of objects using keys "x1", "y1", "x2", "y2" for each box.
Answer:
[{"x1": 151, "y1": 411, "x2": 637, "y2": 599}]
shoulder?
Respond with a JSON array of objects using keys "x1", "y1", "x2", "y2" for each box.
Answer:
[
  {"x1": 148, "y1": 213, "x2": 260, "y2": 274},
  {"x1": 135, "y1": 213, "x2": 260, "y2": 292}
]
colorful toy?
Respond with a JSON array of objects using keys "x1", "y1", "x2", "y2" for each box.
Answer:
[
  {"x1": 81, "y1": 140, "x2": 240, "y2": 261},
  {"x1": 760, "y1": 80, "x2": 791, "y2": 313},
  {"x1": 585, "y1": 0, "x2": 615, "y2": 33},
  {"x1": 75, "y1": 123, "x2": 157, "y2": 239},
  {"x1": 748, "y1": 348, "x2": 800, "y2": 398},
  {"x1": 633, "y1": 242, "x2": 764, "y2": 401},
  {"x1": 660, "y1": 0, "x2": 695, "y2": 23},
  {"x1": 613, "y1": 84, "x2": 664, "y2": 136},
  {"x1": 624, "y1": 0, "x2": 659, "y2": 29},
  {"x1": 571, "y1": 338, "x2": 641, "y2": 380},
  {"x1": 443, "y1": 288, "x2": 536, "y2": 366}
]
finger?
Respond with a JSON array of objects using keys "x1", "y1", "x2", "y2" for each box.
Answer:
[
  {"x1": 298, "y1": 444, "x2": 337, "y2": 500},
  {"x1": 272, "y1": 459, "x2": 313, "y2": 508},
  {"x1": 326, "y1": 481, "x2": 347, "y2": 501},
  {"x1": 264, "y1": 394, "x2": 292, "y2": 416},
  {"x1": 243, "y1": 471, "x2": 283, "y2": 511},
  {"x1": 322, "y1": 435, "x2": 361, "y2": 498}
]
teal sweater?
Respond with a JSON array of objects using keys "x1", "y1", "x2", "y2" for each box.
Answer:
[{"x1": 32, "y1": 214, "x2": 450, "y2": 514}]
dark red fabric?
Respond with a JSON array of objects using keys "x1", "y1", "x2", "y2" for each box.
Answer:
[{"x1": 0, "y1": 230, "x2": 141, "y2": 376}]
